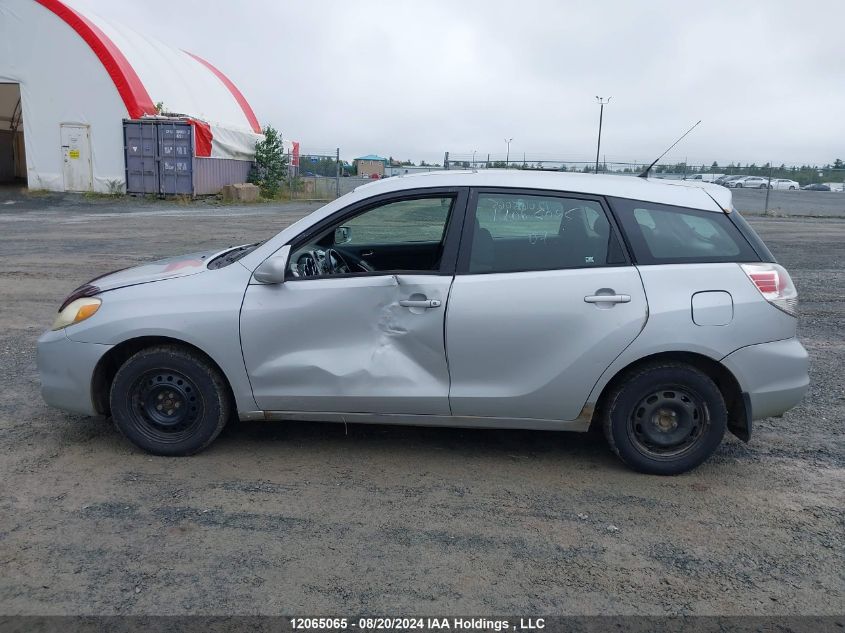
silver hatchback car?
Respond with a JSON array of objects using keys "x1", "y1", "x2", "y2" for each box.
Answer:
[{"x1": 37, "y1": 171, "x2": 809, "y2": 474}]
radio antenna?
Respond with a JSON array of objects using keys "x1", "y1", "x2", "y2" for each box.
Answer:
[{"x1": 638, "y1": 120, "x2": 701, "y2": 178}]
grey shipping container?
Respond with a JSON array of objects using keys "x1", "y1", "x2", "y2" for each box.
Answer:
[
  {"x1": 124, "y1": 119, "x2": 253, "y2": 196},
  {"x1": 193, "y1": 157, "x2": 252, "y2": 195}
]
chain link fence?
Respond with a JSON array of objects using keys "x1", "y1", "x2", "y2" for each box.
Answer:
[
  {"x1": 443, "y1": 153, "x2": 845, "y2": 188},
  {"x1": 270, "y1": 149, "x2": 844, "y2": 202}
]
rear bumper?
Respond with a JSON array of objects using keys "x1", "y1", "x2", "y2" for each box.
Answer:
[
  {"x1": 722, "y1": 337, "x2": 809, "y2": 420},
  {"x1": 36, "y1": 329, "x2": 112, "y2": 416}
]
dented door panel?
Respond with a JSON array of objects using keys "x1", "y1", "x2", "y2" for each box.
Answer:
[{"x1": 240, "y1": 274, "x2": 453, "y2": 414}]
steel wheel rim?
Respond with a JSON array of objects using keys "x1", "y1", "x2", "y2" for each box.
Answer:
[
  {"x1": 627, "y1": 385, "x2": 709, "y2": 459},
  {"x1": 128, "y1": 369, "x2": 204, "y2": 444}
]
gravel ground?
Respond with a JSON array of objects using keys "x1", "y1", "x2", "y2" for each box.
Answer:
[{"x1": 0, "y1": 192, "x2": 843, "y2": 616}]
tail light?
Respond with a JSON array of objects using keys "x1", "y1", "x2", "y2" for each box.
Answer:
[{"x1": 741, "y1": 263, "x2": 798, "y2": 316}]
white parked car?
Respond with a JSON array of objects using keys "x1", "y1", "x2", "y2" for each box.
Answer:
[
  {"x1": 730, "y1": 176, "x2": 768, "y2": 189},
  {"x1": 768, "y1": 179, "x2": 799, "y2": 190},
  {"x1": 686, "y1": 173, "x2": 724, "y2": 183}
]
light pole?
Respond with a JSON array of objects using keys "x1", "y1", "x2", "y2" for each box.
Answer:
[
  {"x1": 472, "y1": 150, "x2": 477, "y2": 169},
  {"x1": 595, "y1": 96, "x2": 611, "y2": 173},
  {"x1": 504, "y1": 138, "x2": 513, "y2": 167}
]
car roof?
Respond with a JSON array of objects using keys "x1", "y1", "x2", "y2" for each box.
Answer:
[{"x1": 355, "y1": 169, "x2": 729, "y2": 212}]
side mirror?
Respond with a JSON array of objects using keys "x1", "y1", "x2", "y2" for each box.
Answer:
[
  {"x1": 253, "y1": 246, "x2": 291, "y2": 284},
  {"x1": 334, "y1": 226, "x2": 352, "y2": 245}
]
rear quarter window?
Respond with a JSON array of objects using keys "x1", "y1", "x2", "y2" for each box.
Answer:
[{"x1": 609, "y1": 197, "x2": 760, "y2": 265}]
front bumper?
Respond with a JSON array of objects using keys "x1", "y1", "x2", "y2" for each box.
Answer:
[
  {"x1": 722, "y1": 337, "x2": 809, "y2": 420},
  {"x1": 36, "y1": 329, "x2": 113, "y2": 416}
]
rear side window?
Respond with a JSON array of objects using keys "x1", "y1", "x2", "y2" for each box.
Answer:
[
  {"x1": 609, "y1": 197, "x2": 759, "y2": 264},
  {"x1": 464, "y1": 193, "x2": 626, "y2": 273}
]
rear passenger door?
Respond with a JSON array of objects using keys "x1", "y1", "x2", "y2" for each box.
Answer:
[{"x1": 446, "y1": 189, "x2": 647, "y2": 421}]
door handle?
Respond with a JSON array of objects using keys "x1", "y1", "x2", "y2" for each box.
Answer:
[
  {"x1": 399, "y1": 299, "x2": 442, "y2": 309},
  {"x1": 584, "y1": 294, "x2": 631, "y2": 304},
  {"x1": 360, "y1": 250, "x2": 374, "y2": 257}
]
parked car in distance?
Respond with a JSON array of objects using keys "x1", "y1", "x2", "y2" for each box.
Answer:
[
  {"x1": 720, "y1": 175, "x2": 747, "y2": 187},
  {"x1": 768, "y1": 179, "x2": 799, "y2": 190},
  {"x1": 801, "y1": 183, "x2": 831, "y2": 191},
  {"x1": 731, "y1": 176, "x2": 768, "y2": 189},
  {"x1": 686, "y1": 173, "x2": 724, "y2": 183},
  {"x1": 37, "y1": 171, "x2": 809, "y2": 475},
  {"x1": 823, "y1": 182, "x2": 845, "y2": 192}
]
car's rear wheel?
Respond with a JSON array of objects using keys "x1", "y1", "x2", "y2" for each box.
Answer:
[
  {"x1": 110, "y1": 345, "x2": 231, "y2": 456},
  {"x1": 735, "y1": 183, "x2": 742, "y2": 188},
  {"x1": 759, "y1": 183, "x2": 767, "y2": 189},
  {"x1": 602, "y1": 362, "x2": 726, "y2": 475}
]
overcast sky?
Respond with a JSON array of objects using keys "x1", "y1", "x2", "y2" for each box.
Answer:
[{"x1": 78, "y1": 0, "x2": 844, "y2": 166}]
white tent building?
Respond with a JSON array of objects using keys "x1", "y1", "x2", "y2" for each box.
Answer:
[{"x1": 0, "y1": 0, "x2": 265, "y2": 193}]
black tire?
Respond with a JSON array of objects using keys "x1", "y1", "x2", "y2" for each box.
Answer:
[
  {"x1": 110, "y1": 345, "x2": 232, "y2": 456},
  {"x1": 735, "y1": 183, "x2": 742, "y2": 188},
  {"x1": 759, "y1": 183, "x2": 767, "y2": 189},
  {"x1": 602, "y1": 362, "x2": 726, "y2": 475},
  {"x1": 789, "y1": 186, "x2": 796, "y2": 190}
]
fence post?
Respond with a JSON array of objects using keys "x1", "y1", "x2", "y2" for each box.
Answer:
[
  {"x1": 764, "y1": 163, "x2": 772, "y2": 215},
  {"x1": 288, "y1": 150, "x2": 293, "y2": 200},
  {"x1": 335, "y1": 147, "x2": 340, "y2": 199}
]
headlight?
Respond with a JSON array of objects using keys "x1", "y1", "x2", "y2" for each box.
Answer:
[{"x1": 52, "y1": 297, "x2": 102, "y2": 330}]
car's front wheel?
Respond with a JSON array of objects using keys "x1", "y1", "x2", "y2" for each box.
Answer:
[
  {"x1": 110, "y1": 345, "x2": 232, "y2": 456},
  {"x1": 789, "y1": 186, "x2": 796, "y2": 190},
  {"x1": 735, "y1": 183, "x2": 742, "y2": 188},
  {"x1": 602, "y1": 362, "x2": 727, "y2": 475}
]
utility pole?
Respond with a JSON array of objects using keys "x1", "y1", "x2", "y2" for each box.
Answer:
[
  {"x1": 504, "y1": 138, "x2": 513, "y2": 167},
  {"x1": 444, "y1": 151, "x2": 449, "y2": 170},
  {"x1": 472, "y1": 150, "x2": 477, "y2": 169},
  {"x1": 595, "y1": 96, "x2": 611, "y2": 173}
]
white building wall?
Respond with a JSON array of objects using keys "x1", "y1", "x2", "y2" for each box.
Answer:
[{"x1": 0, "y1": 0, "x2": 130, "y2": 192}]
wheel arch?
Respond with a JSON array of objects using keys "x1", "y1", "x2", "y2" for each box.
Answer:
[
  {"x1": 91, "y1": 335, "x2": 235, "y2": 417},
  {"x1": 589, "y1": 351, "x2": 750, "y2": 442}
]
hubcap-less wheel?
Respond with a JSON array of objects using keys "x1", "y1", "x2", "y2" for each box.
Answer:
[
  {"x1": 129, "y1": 369, "x2": 204, "y2": 444},
  {"x1": 110, "y1": 345, "x2": 231, "y2": 456},
  {"x1": 602, "y1": 362, "x2": 727, "y2": 475},
  {"x1": 628, "y1": 386, "x2": 709, "y2": 459}
]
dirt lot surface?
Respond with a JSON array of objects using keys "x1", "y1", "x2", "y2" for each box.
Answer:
[
  {"x1": 0, "y1": 193, "x2": 843, "y2": 616},
  {"x1": 731, "y1": 187, "x2": 845, "y2": 217}
]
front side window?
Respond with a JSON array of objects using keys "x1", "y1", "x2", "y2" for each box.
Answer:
[
  {"x1": 288, "y1": 196, "x2": 454, "y2": 277},
  {"x1": 610, "y1": 197, "x2": 759, "y2": 264},
  {"x1": 465, "y1": 193, "x2": 625, "y2": 273}
]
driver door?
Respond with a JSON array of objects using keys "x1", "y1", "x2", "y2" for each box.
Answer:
[{"x1": 240, "y1": 189, "x2": 467, "y2": 415}]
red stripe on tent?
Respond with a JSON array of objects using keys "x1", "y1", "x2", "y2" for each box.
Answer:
[
  {"x1": 35, "y1": 0, "x2": 156, "y2": 119},
  {"x1": 187, "y1": 119, "x2": 213, "y2": 157},
  {"x1": 184, "y1": 51, "x2": 262, "y2": 134}
]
